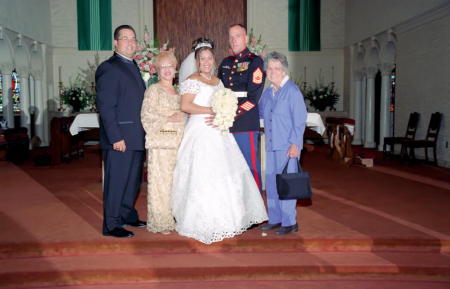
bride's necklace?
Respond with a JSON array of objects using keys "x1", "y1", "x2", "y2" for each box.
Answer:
[{"x1": 199, "y1": 73, "x2": 212, "y2": 81}]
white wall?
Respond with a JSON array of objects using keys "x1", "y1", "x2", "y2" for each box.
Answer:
[
  {"x1": 247, "y1": 0, "x2": 346, "y2": 112},
  {"x1": 0, "y1": 0, "x2": 52, "y2": 44},
  {"x1": 345, "y1": 0, "x2": 449, "y2": 45},
  {"x1": 396, "y1": 13, "x2": 450, "y2": 167},
  {"x1": 50, "y1": 0, "x2": 153, "y2": 103}
]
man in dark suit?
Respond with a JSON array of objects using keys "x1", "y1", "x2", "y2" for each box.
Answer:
[{"x1": 95, "y1": 25, "x2": 147, "y2": 238}]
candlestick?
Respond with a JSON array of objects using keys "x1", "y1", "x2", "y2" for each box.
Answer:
[
  {"x1": 58, "y1": 81, "x2": 65, "y2": 112},
  {"x1": 90, "y1": 82, "x2": 96, "y2": 112}
]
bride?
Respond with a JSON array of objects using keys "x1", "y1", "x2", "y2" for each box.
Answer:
[{"x1": 172, "y1": 38, "x2": 268, "y2": 244}]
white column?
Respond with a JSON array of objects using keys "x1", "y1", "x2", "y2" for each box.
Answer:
[
  {"x1": 360, "y1": 74, "x2": 367, "y2": 143},
  {"x1": 16, "y1": 67, "x2": 31, "y2": 135},
  {"x1": 364, "y1": 67, "x2": 377, "y2": 148},
  {"x1": 352, "y1": 71, "x2": 363, "y2": 145},
  {"x1": 33, "y1": 73, "x2": 45, "y2": 143},
  {"x1": 40, "y1": 43, "x2": 49, "y2": 145},
  {"x1": 1, "y1": 65, "x2": 14, "y2": 128},
  {"x1": 378, "y1": 64, "x2": 393, "y2": 151}
]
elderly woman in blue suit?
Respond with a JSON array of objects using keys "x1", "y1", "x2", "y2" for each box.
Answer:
[{"x1": 259, "y1": 51, "x2": 307, "y2": 235}]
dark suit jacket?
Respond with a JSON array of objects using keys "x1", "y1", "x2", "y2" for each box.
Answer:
[{"x1": 95, "y1": 53, "x2": 146, "y2": 151}]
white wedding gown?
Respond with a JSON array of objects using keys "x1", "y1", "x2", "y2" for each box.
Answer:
[{"x1": 172, "y1": 79, "x2": 268, "y2": 244}]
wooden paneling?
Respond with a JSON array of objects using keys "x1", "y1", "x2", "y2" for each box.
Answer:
[{"x1": 154, "y1": 0, "x2": 246, "y2": 67}]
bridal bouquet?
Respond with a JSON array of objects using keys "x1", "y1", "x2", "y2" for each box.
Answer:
[{"x1": 210, "y1": 88, "x2": 238, "y2": 132}]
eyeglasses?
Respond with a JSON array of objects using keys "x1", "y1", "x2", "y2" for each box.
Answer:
[
  {"x1": 117, "y1": 37, "x2": 137, "y2": 43},
  {"x1": 159, "y1": 64, "x2": 176, "y2": 69}
]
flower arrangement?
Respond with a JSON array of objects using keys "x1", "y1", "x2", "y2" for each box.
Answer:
[
  {"x1": 247, "y1": 28, "x2": 267, "y2": 57},
  {"x1": 210, "y1": 88, "x2": 238, "y2": 132},
  {"x1": 134, "y1": 26, "x2": 175, "y2": 86},
  {"x1": 60, "y1": 76, "x2": 94, "y2": 112},
  {"x1": 302, "y1": 75, "x2": 340, "y2": 111}
]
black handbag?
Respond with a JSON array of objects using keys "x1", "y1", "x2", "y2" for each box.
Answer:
[{"x1": 276, "y1": 158, "x2": 313, "y2": 200}]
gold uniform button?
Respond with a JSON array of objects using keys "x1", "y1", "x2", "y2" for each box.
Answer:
[
  {"x1": 235, "y1": 59, "x2": 238, "y2": 63},
  {"x1": 232, "y1": 65, "x2": 236, "y2": 68},
  {"x1": 231, "y1": 71, "x2": 235, "y2": 74},
  {"x1": 230, "y1": 83, "x2": 234, "y2": 86},
  {"x1": 229, "y1": 77, "x2": 232, "y2": 80}
]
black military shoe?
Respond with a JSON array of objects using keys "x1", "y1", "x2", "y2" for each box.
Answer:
[{"x1": 103, "y1": 227, "x2": 134, "y2": 238}]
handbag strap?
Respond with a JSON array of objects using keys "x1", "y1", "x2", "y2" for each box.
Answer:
[{"x1": 282, "y1": 157, "x2": 304, "y2": 174}]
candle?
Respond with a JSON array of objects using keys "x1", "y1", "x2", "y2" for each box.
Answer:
[
  {"x1": 331, "y1": 66, "x2": 334, "y2": 83},
  {"x1": 58, "y1": 66, "x2": 62, "y2": 83}
]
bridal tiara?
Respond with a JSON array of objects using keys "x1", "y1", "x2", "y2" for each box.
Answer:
[{"x1": 194, "y1": 42, "x2": 212, "y2": 51}]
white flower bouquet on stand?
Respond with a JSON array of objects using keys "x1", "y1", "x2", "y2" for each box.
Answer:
[{"x1": 210, "y1": 88, "x2": 238, "y2": 132}]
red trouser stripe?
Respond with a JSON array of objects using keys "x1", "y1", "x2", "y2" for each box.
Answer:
[{"x1": 249, "y1": 131, "x2": 261, "y2": 189}]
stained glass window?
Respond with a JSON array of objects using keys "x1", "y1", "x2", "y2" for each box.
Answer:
[
  {"x1": 390, "y1": 66, "x2": 396, "y2": 112},
  {"x1": 390, "y1": 65, "x2": 396, "y2": 135},
  {"x1": 11, "y1": 69, "x2": 21, "y2": 113}
]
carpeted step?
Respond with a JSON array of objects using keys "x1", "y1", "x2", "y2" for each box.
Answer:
[
  {"x1": 1, "y1": 236, "x2": 449, "y2": 259},
  {"x1": 1, "y1": 251, "x2": 449, "y2": 288},
  {"x1": 24, "y1": 280, "x2": 450, "y2": 289}
]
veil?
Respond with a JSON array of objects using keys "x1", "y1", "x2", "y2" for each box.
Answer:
[{"x1": 178, "y1": 52, "x2": 197, "y2": 83}]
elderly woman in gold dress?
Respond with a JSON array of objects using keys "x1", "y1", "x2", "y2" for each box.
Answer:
[{"x1": 141, "y1": 51, "x2": 185, "y2": 234}]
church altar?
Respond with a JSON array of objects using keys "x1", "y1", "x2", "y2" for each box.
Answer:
[{"x1": 70, "y1": 112, "x2": 325, "y2": 136}]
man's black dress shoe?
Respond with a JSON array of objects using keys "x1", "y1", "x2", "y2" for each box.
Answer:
[
  {"x1": 260, "y1": 223, "x2": 282, "y2": 231},
  {"x1": 123, "y1": 220, "x2": 147, "y2": 228},
  {"x1": 103, "y1": 227, "x2": 134, "y2": 238},
  {"x1": 275, "y1": 223, "x2": 299, "y2": 235}
]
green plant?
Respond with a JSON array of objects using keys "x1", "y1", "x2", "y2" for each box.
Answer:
[
  {"x1": 298, "y1": 74, "x2": 339, "y2": 111},
  {"x1": 60, "y1": 76, "x2": 94, "y2": 112}
]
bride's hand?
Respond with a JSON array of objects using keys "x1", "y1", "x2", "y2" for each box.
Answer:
[
  {"x1": 167, "y1": 112, "x2": 185, "y2": 122},
  {"x1": 204, "y1": 113, "x2": 217, "y2": 127}
]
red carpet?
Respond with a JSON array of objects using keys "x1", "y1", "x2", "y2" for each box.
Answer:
[{"x1": 0, "y1": 145, "x2": 449, "y2": 289}]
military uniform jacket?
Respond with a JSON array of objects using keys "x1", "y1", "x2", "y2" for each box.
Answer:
[{"x1": 218, "y1": 47, "x2": 265, "y2": 132}]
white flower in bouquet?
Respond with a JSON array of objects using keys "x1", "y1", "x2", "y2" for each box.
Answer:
[
  {"x1": 210, "y1": 88, "x2": 238, "y2": 132},
  {"x1": 142, "y1": 72, "x2": 151, "y2": 83}
]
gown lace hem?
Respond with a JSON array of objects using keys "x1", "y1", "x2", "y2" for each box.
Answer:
[{"x1": 176, "y1": 218, "x2": 268, "y2": 244}]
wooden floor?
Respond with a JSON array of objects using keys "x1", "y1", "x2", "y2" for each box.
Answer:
[{"x1": 0, "y1": 145, "x2": 449, "y2": 289}]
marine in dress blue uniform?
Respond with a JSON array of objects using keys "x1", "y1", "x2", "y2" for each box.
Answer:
[{"x1": 218, "y1": 47, "x2": 265, "y2": 191}]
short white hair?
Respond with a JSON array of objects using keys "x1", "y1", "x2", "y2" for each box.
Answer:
[{"x1": 265, "y1": 51, "x2": 289, "y2": 73}]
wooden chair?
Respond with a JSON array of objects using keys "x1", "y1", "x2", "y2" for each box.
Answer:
[
  {"x1": 383, "y1": 112, "x2": 420, "y2": 158},
  {"x1": 326, "y1": 117, "x2": 355, "y2": 165},
  {"x1": 402, "y1": 112, "x2": 442, "y2": 165}
]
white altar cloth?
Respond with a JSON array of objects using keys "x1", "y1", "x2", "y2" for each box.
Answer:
[{"x1": 69, "y1": 113, "x2": 100, "y2": 136}]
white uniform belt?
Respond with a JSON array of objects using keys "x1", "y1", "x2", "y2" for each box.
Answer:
[{"x1": 234, "y1": 91, "x2": 247, "y2": 98}]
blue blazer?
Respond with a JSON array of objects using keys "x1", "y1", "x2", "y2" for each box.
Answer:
[
  {"x1": 95, "y1": 53, "x2": 146, "y2": 151},
  {"x1": 259, "y1": 79, "x2": 307, "y2": 151}
]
